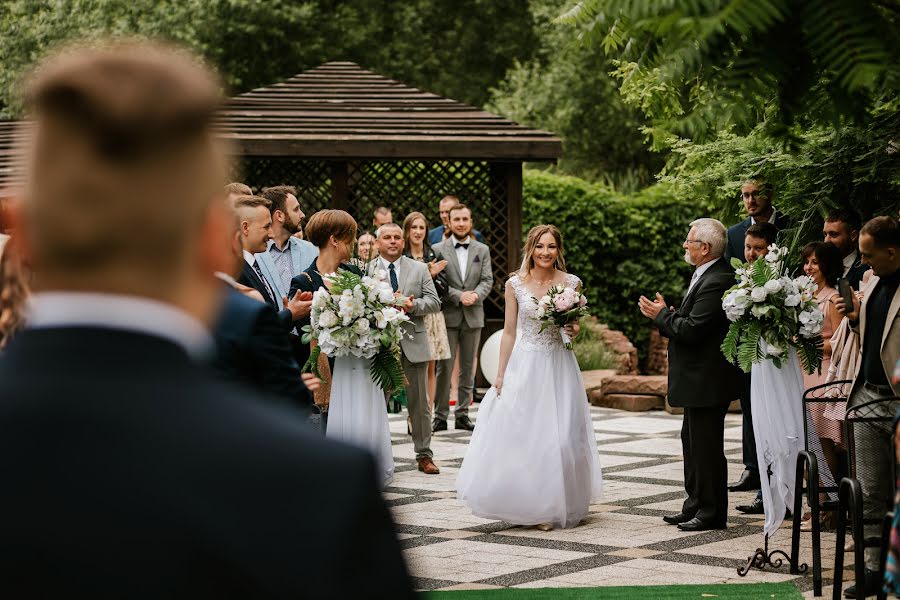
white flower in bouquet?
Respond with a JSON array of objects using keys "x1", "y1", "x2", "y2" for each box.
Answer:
[
  {"x1": 354, "y1": 317, "x2": 370, "y2": 334},
  {"x1": 532, "y1": 283, "x2": 590, "y2": 350},
  {"x1": 764, "y1": 279, "x2": 783, "y2": 295},
  {"x1": 721, "y1": 244, "x2": 824, "y2": 374},
  {"x1": 319, "y1": 309, "x2": 339, "y2": 329}
]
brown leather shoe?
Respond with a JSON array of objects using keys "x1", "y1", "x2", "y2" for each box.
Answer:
[{"x1": 417, "y1": 457, "x2": 440, "y2": 474}]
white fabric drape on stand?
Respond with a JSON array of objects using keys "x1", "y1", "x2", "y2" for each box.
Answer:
[{"x1": 751, "y1": 348, "x2": 805, "y2": 538}]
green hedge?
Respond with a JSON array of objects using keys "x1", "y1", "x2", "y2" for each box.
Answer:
[{"x1": 522, "y1": 170, "x2": 704, "y2": 365}]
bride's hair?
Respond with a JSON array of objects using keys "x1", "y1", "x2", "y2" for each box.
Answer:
[{"x1": 517, "y1": 224, "x2": 566, "y2": 279}]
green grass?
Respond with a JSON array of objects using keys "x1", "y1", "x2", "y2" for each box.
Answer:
[
  {"x1": 573, "y1": 318, "x2": 619, "y2": 372},
  {"x1": 424, "y1": 582, "x2": 802, "y2": 599}
]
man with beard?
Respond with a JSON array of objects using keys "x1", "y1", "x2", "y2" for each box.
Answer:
[
  {"x1": 724, "y1": 177, "x2": 791, "y2": 263},
  {"x1": 256, "y1": 185, "x2": 319, "y2": 302},
  {"x1": 824, "y1": 208, "x2": 870, "y2": 290},
  {"x1": 431, "y1": 204, "x2": 493, "y2": 432},
  {"x1": 639, "y1": 218, "x2": 741, "y2": 531}
]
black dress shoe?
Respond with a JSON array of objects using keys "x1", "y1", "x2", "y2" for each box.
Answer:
[
  {"x1": 843, "y1": 569, "x2": 881, "y2": 598},
  {"x1": 455, "y1": 416, "x2": 475, "y2": 431},
  {"x1": 663, "y1": 513, "x2": 693, "y2": 525},
  {"x1": 432, "y1": 419, "x2": 447, "y2": 433},
  {"x1": 736, "y1": 498, "x2": 765, "y2": 514},
  {"x1": 728, "y1": 469, "x2": 761, "y2": 492},
  {"x1": 677, "y1": 517, "x2": 726, "y2": 532}
]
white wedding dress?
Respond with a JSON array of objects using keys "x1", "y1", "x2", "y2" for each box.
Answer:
[
  {"x1": 327, "y1": 356, "x2": 395, "y2": 489},
  {"x1": 456, "y1": 273, "x2": 603, "y2": 528}
]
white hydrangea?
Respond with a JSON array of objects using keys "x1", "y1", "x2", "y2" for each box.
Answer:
[{"x1": 751, "y1": 286, "x2": 768, "y2": 302}]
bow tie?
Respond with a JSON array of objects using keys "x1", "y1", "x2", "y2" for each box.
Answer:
[{"x1": 455, "y1": 242, "x2": 469, "y2": 249}]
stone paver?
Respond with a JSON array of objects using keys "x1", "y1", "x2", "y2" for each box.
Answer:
[{"x1": 382, "y1": 405, "x2": 854, "y2": 594}]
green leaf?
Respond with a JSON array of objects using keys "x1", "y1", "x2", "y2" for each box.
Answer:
[{"x1": 370, "y1": 348, "x2": 405, "y2": 394}]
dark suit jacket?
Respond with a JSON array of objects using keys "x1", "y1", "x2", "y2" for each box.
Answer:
[
  {"x1": 211, "y1": 287, "x2": 312, "y2": 413},
  {"x1": 724, "y1": 212, "x2": 792, "y2": 262},
  {"x1": 288, "y1": 262, "x2": 362, "y2": 371},
  {"x1": 238, "y1": 261, "x2": 293, "y2": 330},
  {"x1": 654, "y1": 258, "x2": 742, "y2": 408},
  {"x1": 0, "y1": 327, "x2": 413, "y2": 598}
]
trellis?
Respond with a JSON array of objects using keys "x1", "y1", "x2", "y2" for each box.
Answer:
[{"x1": 217, "y1": 61, "x2": 560, "y2": 322}]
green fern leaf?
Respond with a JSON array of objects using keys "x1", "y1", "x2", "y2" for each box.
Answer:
[{"x1": 370, "y1": 348, "x2": 405, "y2": 394}]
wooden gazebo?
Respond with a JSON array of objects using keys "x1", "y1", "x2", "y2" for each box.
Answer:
[{"x1": 216, "y1": 61, "x2": 562, "y2": 323}]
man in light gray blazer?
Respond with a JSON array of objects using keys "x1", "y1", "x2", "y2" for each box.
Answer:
[
  {"x1": 431, "y1": 204, "x2": 493, "y2": 432},
  {"x1": 373, "y1": 224, "x2": 442, "y2": 474},
  {"x1": 254, "y1": 186, "x2": 319, "y2": 301}
]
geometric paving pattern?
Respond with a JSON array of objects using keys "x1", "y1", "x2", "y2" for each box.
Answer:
[{"x1": 385, "y1": 405, "x2": 853, "y2": 596}]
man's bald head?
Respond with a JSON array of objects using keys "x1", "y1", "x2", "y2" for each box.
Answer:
[{"x1": 21, "y1": 39, "x2": 229, "y2": 294}]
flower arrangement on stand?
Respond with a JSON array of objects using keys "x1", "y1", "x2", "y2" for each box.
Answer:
[
  {"x1": 302, "y1": 269, "x2": 410, "y2": 393},
  {"x1": 534, "y1": 284, "x2": 590, "y2": 349},
  {"x1": 721, "y1": 244, "x2": 824, "y2": 374}
]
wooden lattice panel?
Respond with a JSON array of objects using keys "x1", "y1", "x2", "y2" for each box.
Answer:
[{"x1": 237, "y1": 157, "x2": 509, "y2": 318}]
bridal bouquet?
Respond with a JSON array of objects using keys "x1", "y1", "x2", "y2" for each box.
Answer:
[
  {"x1": 302, "y1": 269, "x2": 409, "y2": 393},
  {"x1": 534, "y1": 284, "x2": 589, "y2": 349},
  {"x1": 721, "y1": 244, "x2": 824, "y2": 374}
]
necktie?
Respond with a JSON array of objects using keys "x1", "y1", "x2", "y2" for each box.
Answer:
[
  {"x1": 689, "y1": 270, "x2": 700, "y2": 292},
  {"x1": 455, "y1": 242, "x2": 469, "y2": 249},
  {"x1": 253, "y1": 261, "x2": 278, "y2": 305},
  {"x1": 388, "y1": 263, "x2": 399, "y2": 292}
]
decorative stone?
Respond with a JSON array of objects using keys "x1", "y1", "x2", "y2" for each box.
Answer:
[
  {"x1": 581, "y1": 369, "x2": 618, "y2": 397},
  {"x1": 593, "y1": 393, "x2": 664, "y2": 412},
  {"x1": 603, "y1": 375, "x2": 668, "y2": 396}
]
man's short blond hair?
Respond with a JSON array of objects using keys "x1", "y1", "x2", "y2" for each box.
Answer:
[{"x1": 22, "y1": 39, "x2": 229, "y2": 281}]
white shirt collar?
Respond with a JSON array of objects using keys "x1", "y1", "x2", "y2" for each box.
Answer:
[
  {"x1": 27, "y1": 292, "x2": 213, "y2": 358},
  {"x1": 750, "y1": 207, "x2": 777, "y2": 226},
  {"x1": 842, "y1": 249, "x2": 858, "y2": 275},
  {"x1": 242, "y1": 249, "x2": 256, "y2": 267},
  {"x1": 379, "y1": 256, "x2": 401, "y2": 271}
]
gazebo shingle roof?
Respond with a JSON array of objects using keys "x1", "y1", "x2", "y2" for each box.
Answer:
[{"x1": 215, "y1": 61, "x2": 562, "y2": 161}]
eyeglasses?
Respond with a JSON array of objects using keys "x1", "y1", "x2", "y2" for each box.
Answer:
[{"x1": 684, "y1": 239, "x2": 706, "y2": 245}]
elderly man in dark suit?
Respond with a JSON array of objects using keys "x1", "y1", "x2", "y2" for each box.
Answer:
[
  {"x1": 0, "y1": 40, "x2": 413, "y2": 597},
  {"x1": 640, "y1": 218, "x2": 742, "y2": 531}
]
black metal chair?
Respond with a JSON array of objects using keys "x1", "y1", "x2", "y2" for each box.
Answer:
[
  {"x1": 832, "y1": 395, "x2": 900, "y2": 600},
  {"x1": 790, "y1": 379, "x2": 853, "y2": 596}
]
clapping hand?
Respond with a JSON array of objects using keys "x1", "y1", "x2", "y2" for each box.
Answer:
[
  {"x1": 285, "y1": 290, "x2": 313, "y2": 320},
  {"x1": 400, "y1": 295, "x2": 415, "y2": 312},
  {"x1": 638, "y1": 292, "x2": 667, "y2": 320},
  {"x1": 428, "y1": 259, "x2": 448, "y2": 277}
]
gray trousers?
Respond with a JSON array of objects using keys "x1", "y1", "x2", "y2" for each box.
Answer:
[
  {"x1": 402, "y1": 353, "x2": 432, "y2": 459},
  {"x1": 847, "y1": 383, "x2": 899, "y2": 570},
  {"x1": 434, "y1": 324, "x2": 481, "y2": 421}
]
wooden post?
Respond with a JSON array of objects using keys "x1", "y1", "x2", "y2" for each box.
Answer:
[
  {"x1": 505, "y1": 162, "x2": 523, "y2": 278},
  {"x1": 330, "y1": 161, "x2": 349, "y2": 211}
]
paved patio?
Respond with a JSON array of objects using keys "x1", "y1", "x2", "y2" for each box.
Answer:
[{"x1": 385, "y1": 405, "x2": 853, "y2": 597}]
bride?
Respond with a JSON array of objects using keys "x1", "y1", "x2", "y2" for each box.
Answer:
[
  {"x1": 296, "y1": 209, "x2": 395, "y2": 489},
  {"x1": 456, "y1": 225, "x2": 602, "y2": 530}
]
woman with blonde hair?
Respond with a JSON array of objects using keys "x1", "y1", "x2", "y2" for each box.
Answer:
[
  {"x1": 456, "y1": 224, "x2": 603, "y2": 531},
  {"x1": 402, "y1": 212, "x2": 451, "y2": 412}
]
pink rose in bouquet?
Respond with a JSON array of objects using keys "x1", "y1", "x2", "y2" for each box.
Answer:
[{"x1": 533, "y1": 284, "x2": 590, "y2": 349}]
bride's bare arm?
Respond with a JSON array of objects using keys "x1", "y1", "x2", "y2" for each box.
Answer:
[{"x1": 494, "y1": 280, "x2": 519, "y2": 393}]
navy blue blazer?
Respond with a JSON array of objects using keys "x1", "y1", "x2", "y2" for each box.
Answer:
[
  {"x1": 211, "y1": 287, "x2": 312, "y2": 413},
  {"x1": 724, "y1": 212, "x2": 792, "y2": 263}
]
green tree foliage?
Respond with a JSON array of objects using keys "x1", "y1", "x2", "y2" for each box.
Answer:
[
  {"x1": 659, "y1": 107, "x2": 900, "y2": 254},
  {"x1": 489, "y1": 0, "x2": 663, "y2": 191},
  {"x1": 523, "y1": 169, "x2": 709, "y2": 363},
  {"x1": 558, "y1": 0, "x2": 900, "y2": 147},
  {"x1": 0, "y1": 0, "x2": 539, "y2": 117}
]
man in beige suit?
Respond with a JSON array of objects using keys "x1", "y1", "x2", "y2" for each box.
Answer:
[
  {"x1": 835, "y1": 215, "x2": 900, "y2": 598},
  {"x1": 373, "y1": 223, "x2": 442, "y2": 474}
]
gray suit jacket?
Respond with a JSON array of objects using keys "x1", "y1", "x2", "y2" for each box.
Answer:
[
  {"x1": 370, "y1": 256, "x2": 441, "y2": 364},
  {"x1": 432, "y1": 238, "x2": 493, "y2": 329},
  {"x1": 255, "y1": 238, "x2": 320, "y2": 301}
]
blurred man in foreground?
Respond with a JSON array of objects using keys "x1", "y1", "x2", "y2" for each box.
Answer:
[{"x1": 0, "y1": 40, "x2": 412, "y2": 597}]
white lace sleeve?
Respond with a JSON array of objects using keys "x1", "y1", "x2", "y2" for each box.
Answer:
[{"x1": 566, "y1": 273, "x2": 583, "y2": 290}]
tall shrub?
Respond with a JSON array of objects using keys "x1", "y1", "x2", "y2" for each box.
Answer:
[{"x1": 523, "y1": 170, "x2": 711, "y2": 364}]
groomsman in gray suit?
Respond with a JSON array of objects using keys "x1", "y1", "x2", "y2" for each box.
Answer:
[
  {"x1": 431, "y1": 204, "x2": 493, "y2": 432},
  {"x1": 372, "y1": 224, "x2": 442, "y2": 474}
]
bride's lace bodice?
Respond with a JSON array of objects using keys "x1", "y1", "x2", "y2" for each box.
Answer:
[{"x1": 509, "y1": 273, "x2": 581, "y2": 352}]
